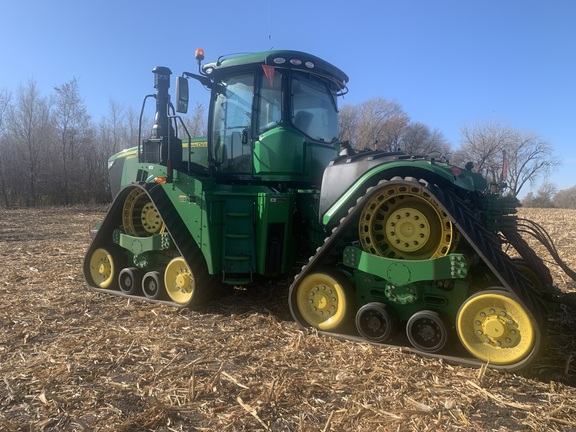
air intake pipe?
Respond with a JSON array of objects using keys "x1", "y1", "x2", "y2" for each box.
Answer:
[{"x1": 141, "y1": 67, "x2": 181, "y2": 171}]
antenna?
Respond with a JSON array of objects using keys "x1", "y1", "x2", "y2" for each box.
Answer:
[{"x1": 268, "y1": 0, "x2": 273, "y2": 50}]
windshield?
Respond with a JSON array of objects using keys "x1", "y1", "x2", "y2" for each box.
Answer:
[{"x1": 291, "y1": 72, "x2": 339, "y2": 143}]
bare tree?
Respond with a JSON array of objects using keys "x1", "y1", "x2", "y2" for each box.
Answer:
[
  {"x1": 400, "y1": 122, "x2": 450, "y2": 156},
  {"x1": 5, "y1": 80, "x2": 53, "y2": 206},
  {"x1": 90, "y1": 100, "x2": 131, "y2": 202},
  {"x1": 356, "y1": 98, "x2": 408, "y2": 151},
  {"x1": 380, "y1": 113, "x2": 410, "y2": 151},
  {"x1": 339, "y1": 98, "x2": 451, "y2": 156},
  {"x1": 338, "y1": 104, "x2": 358, "y2": 145},
  {"x1": 454, "y1": 122, "x2": 512, "y2": 184},
  {"x1": 103, "y1": 99, "x2": 127, "y2": 156},
  {"x1": 339, "y1": 97, "x2": 409, "y2": 151},
  {"x1": 53, "y1": 77, "x2": 92, "y2": 204},
  {"x1": 505, "y1": 131, "x2": 559, "y2": 197},
  {"x1": 0, "y1": 89, "x2": 10, "y2": 127},
  {"x1": 454, "y1": 122, "x2": 558, "y2": 197},
  {"x1": 182, "y1": 102, "x2": 207, "y2": 138},
  {"x1": 0, "y1": 89, "x2": 13, "y2": 207},
  {"x1": 125, "y1": 106, "x2": 141, "y2": 149}
]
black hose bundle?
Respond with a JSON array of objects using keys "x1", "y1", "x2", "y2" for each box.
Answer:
[{"x1": 516, "y1": 218, "x2": 576, "y2": 282}]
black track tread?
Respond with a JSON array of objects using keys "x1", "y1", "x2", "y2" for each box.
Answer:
[
  {"x1": 289, "y1": 176, "x2": 547, "y2": 372},
  {"x1": 83, "y1": 183, "x2": 216, "y2": 308},
  {"x1": 440, "y1": 187, "x2": 546, "y2": 318}
]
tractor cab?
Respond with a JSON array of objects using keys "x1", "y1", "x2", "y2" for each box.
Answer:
[{"x1": 177, "y1": 50, "x2": 349, "y2": 187}]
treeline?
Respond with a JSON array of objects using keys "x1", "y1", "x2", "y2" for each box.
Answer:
[
  {"x1": 338, "y1": 98, "x2": 564, "y2": 200},
  {"x1": 522, "y1": 183, "x2": 576, "y2": 209},
  {"x1": 0, "y1": 79, "x2": 572, "y2": 208},
  {"x1": 339, "y1": 98, "x2": 451, "y2": 156},
  {"x1": 0, "y1": 79, "x2": 137, "y2": 207},
  {"x1": 0, "y1": 79, "x2": 206, "y2": 208}
]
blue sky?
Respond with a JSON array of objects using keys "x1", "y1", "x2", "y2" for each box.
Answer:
[{"x1": 2, "y1": 0, "x2": 575, "y2": 195}]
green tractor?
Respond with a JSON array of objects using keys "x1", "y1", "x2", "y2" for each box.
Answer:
[{"x1": 84, "y1": 49, "x2": 575, "y2": 372}]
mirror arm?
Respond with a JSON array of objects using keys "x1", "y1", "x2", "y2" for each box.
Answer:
[{"x1": 183, "y1": 72, "x2": 213, "y2": 89}]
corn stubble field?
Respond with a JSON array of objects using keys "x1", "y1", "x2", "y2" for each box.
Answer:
[{"x1": 0, "y1": 206, "x2": 575, "y2": 431}]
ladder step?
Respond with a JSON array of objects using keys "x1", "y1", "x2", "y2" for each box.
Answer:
[
  {"x1": 225, "y1": 255, "x2": 251, "y2": 261},
  {"x1": 226, "y1": 233, "x2": 251, "y2": 239},
  {"x1": 226, "y1": 212, "x2": 251, "y2": 217},
  {"x1": 223, "y1": 278, "x2": 251, "y2": 285},
  {"x1": 222, "y1": 200, "x2": 254, "y2": 276}
]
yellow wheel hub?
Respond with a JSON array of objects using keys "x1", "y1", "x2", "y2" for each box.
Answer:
[
  {"x1": 141, "y1": 202, "x2": 163, "y2": 234},
  {"x1": 89, "y1": 248, "x2": 115, "y2": 289},
  {"x1": 176, "y1": 272, "x2": 192, "y2": 288},
  {"x1": 122, "y1": 188, "x2": 165, "y2": 237},
  {"x1": 359, "y1": 182, "x2": 454, "y2": 260},
  {"x1": 296, "y1": 272, "x2": 349, "y2": 331},
  {"x1": 456, "y1": 291, "x2": 537, "y2": 365},
  {"x1": 164, "y1": 257, "x2": 194, "y2": 305},
  {"x1": 386, "y1": 208, "x2": 430, "y2": 253}
]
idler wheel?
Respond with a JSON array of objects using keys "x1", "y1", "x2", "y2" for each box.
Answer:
[
  {"x1": 355, "y1": 302, "x2": 397, "y2": 343},
  {"x1": 142, "y1": 271, "x2": 165, "y2": 300},
  {"x1": 406, "y1": 310, "x2": 448, "y2": 353},
  {"x1": 118, "y1": 267, "x2": 143, "y2": 295}
]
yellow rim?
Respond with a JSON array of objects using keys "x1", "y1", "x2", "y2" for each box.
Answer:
[
  {"x1": 359, "y1": 183, "x2": 454, "y2": 260},
  {"x1": 164, "y1": 257, "x2": 194, "y2": 305},
  {"x1": 122, "y1": 188, "x2": 165, "y2": 237},
  {"x1": 89, "y1": 248, "x2": 115, "y2": 289},
  {"x1": 296, "y1": 272, "x2": 349, "y2": 331},
  {"x1": 456, "y1": 291, "x2": 537, "y2": 365}
]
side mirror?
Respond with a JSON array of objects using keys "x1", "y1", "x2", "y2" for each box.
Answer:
[{"x1": 175, "y1": 77, "x2": 189, "y2": 113}]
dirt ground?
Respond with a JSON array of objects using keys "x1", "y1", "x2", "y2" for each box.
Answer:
[{"x1": 0, "y1": 206, "x2": 575, "y2": 431}]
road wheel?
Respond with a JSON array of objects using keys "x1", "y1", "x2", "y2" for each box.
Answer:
[
  {"x1": 292, "y1": 271, "x2": 353, "y2": 331},
  {"x1": 164, "y1": 257, "x2": 196, "y2": 306},
  {"x1": 88, "y1": 248, "x2": 117, "y2": 289},
  {"x1": 456, "y1": 290, "x2": 540, "y2": 365}
]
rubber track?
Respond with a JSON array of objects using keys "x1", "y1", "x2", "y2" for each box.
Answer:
[
  {"x1": 83, "y1": 183, "x2": 209, "y2": 308},
  {"x1": 289, "y1": 177, "x2": 547, "y2": 372},
  {"x1": 440, "y1": 187, "x2": 546, "y2": 317}
]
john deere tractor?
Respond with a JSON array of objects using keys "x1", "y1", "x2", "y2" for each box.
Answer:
[{"x1": 84, "y1": 49, "x2": 575, "y2": 372}]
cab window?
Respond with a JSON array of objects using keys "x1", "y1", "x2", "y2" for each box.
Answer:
[
  {"x1": 258, "y1": 69, "x2": 283, "y2": 134},
  {"x1": 212, "y1": 73, "x2": 254, "y2": 174},
  {"x1": 291, "y1": 72, "x2": 339, "y2": 143}
]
